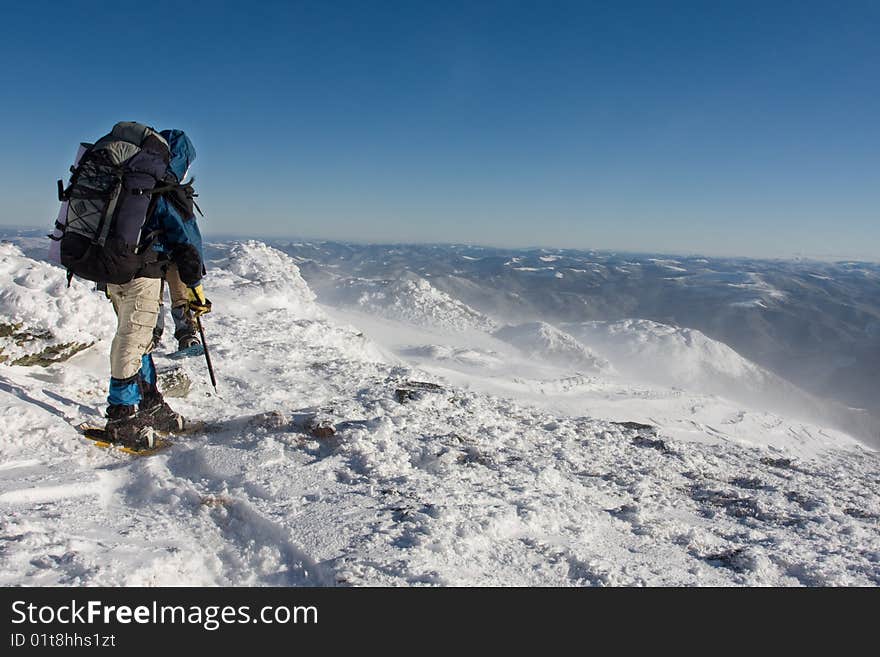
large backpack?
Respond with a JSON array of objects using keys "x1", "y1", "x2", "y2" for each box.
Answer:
[{"x1": 53, "y1": 122, "x2": 178, "y2": 285}]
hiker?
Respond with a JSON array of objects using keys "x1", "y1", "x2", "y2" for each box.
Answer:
[
  {"x1": 55, "y1": 122, "x2": 211, "y2": 448},
  {"x1": 151, "y1": 263, "x2": 202, "y2": 353},
  {"x1": 104, "y1": 128, "x2": 211, "y2": 447}
]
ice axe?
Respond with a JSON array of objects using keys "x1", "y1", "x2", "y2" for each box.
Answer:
[{"x1": 196, "y1": 315, "x2": 218, "y2": 393}]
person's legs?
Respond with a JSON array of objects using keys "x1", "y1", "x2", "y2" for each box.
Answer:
[
  {"x1": 151, "y1": 278, "x2": 167, "y2": 351},
  {"x1": 138, "y1": 351, "x2": 186, "y2": 433},
  {"x1": 108, "y1": 277, "x2": 161, "y2": 386},
  {"x1": 166, "y1": 265, "x2": 199, "y2": 348},
  {"x1": 105, "y1": 277, "x2": 162, "y2": 446}
]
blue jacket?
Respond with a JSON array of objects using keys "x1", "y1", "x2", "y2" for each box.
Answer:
[{"x1": 142, "y1": 129, "x2": 205, "y2": 286}]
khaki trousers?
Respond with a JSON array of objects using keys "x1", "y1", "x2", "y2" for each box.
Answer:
[
  {"x1": 165, "y1": 263, "x2": 190, "y2": 310},
  {"x1": 107, "y1": 277, "x2": 161, "y2": 379}
]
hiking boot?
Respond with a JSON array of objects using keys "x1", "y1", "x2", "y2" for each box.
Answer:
[
  {"x1": 140, "y1": 392, "x2": 187, "y2": 434},
  {"x1": 177, "y1": 334, "x2": 201, "y2": 351},
  {"x1": 105, "y1": 404, "x2": 156, "y2": 450}
]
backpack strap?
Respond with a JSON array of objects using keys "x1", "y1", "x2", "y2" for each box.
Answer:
[
  {"x1": 136, "y1": 229, "x2": 163, "y2": 253},
  {"x1": 48, "y1": 220, "x2": 66, "y2": 241},
  {"x1": 131, "y1": 178, "x2": 201, "y2": 221},
  {"x1": 131, "y1": 182, "x2": 180, "y2": 196}
]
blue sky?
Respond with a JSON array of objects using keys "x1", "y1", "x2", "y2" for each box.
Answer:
[{"x1": 1, "y1": 0, "x2": 878, "y2": 258}]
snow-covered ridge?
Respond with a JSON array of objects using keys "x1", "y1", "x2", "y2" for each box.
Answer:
[
  {"x1": 493, "y1": 321, "x2": 611, "y2": 374},
  {"x1": 724, "y1": 272, "x2": 787, "y2": 305},
  {"x1": 560, "y1": 318, "x2": 865, "y2": 435},
  {"x1": 339, "y1": 275, "x2": 497, "y2": 332},
  {"x1": 565, "y1": 318, "x2": 768, "y2": 385}
]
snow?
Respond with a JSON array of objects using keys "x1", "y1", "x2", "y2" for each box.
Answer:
[
  {"x1": 347, "y1": 275, "x2": 497, "y2": 333},
  {"x1": 648, "y1": 258, "x2": 688, "y2": 272},
  {"x1": 494, "y1": 322, "x2": 611, "y2": 374},
  {"x1": 0, "y1": 243, "x2": 116, "y2": 364},
  {"x1": 726, "y1": 273, "x2": 787, "y2": 301},
  {"x1": 1, "y1": 240, "x2": 879, "y2": 587},
  {"x1": 558, "y1": 318, "x2": 865, "y2": 438},
  {"x1": 564, "y1": 318, "x2": 767, "y2": 386},
  {"x1": 210, "y1": 240, "x2": 320, "y2": 317},
  {"x1": 730, "y1": 299, "x2": 768, "y2": 309}
]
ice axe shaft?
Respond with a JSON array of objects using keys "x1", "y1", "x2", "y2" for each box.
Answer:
[{"x1": 196, "y1": 315, "x2": 218, "y2": 393}]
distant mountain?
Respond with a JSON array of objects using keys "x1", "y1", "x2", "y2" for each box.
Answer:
[
  {"x1": 562, "y1": 317, "x2": 877, "y2": 443},
  {"x1": 563, "y1": 318, "x2": 776, "y2": 393},
  {"x1": 309, "y1": 271, "x2": 497, "y2": 333},
  {"x1": 276, "y1": 239, "x2": 880, "y2": 421},
  {"x1": 494, "y1": 321, "x2": 611, "y2": 374}
]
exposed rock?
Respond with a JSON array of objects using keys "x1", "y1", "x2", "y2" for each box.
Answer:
[
  {"x1": 689, "y1": 485, "x2": 773, "y2": 521},
  {"x1": 309, "y1": 422, "x2": 336, "y2": 439},
  {"x1": 696, "y1": 547, "x2": 755, "y2": 573},
  {"x1": 612, "y1": 420, "x2": 656, "y2": 433},
  {"x1": 0, "y1": 322, "x2": 21, "y2": 338},
  {"x1": 246, "y1": 410, "x2": 290, "y2": 430},
  {"x1": 632, "y1": 435, "x2": 670, "y2": 452},
  {"x1": 760, "y1": 456, "x2": 795, "y2": 469},
  {"x1": 0, "y1": 243, "x2": 115, "y2": 366},
  {"x1": 199, "y1": 495, "x2": 233, "y2": 508},
  {"x1": 0, "y1": 322, "x2": 93, "y2": 366},
  {"x1": 844, "y1": 508, "x2": 878, "y2": 521},
  {"x1": 291, "y1": 410, "x2": 337, "y2": 438},
  {"x1": 730, "y1": 476, "x2": 771, "y2": 491},
  {"x1": 395, "y1": 381, "x2": 444, "y2": 404}
]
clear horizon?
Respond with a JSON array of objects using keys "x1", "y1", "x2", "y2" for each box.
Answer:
[
  {"x1": 1, "y1": 1, "x2": 878, "y2": 259},
  {"x1": 4, "y1": 221, "x2": 877, "y2": 264}
]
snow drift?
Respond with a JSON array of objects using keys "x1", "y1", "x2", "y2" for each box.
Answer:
[
  {"x1": 0, "y1": 243, "x2": 115, "y2": 366},
  {"x1": 208, "y1": 240, "x2": 320, "y2": 318}
]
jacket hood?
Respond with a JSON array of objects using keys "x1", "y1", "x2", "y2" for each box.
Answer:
[{"x1": 160, "y1": 129, "x2": 196, "y2": 181}]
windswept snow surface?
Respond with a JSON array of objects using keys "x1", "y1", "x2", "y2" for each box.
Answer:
[
  {"x1": 494, "y1": 322, "x2": 611, "y2": 374},
  {"x1": 561, "y1": 319, "x2": 813, "y2": 413},
  {"x1": 1, "y1": 241, "x2": 879, "y2": 587},
  {"x1": 314, "y1": 272, "x2": 497, "y2": 333},
  {"x1": 0, "y1": 244, "x2": 116, "y2": 363}
]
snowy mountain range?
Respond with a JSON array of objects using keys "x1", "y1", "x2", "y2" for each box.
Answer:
[
  {"x1": 278, "y1": 239, "x2": 880, "y2": 423},
  {"x1": 1, "y1": 230, "x2": 878, "y2": 586}
]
